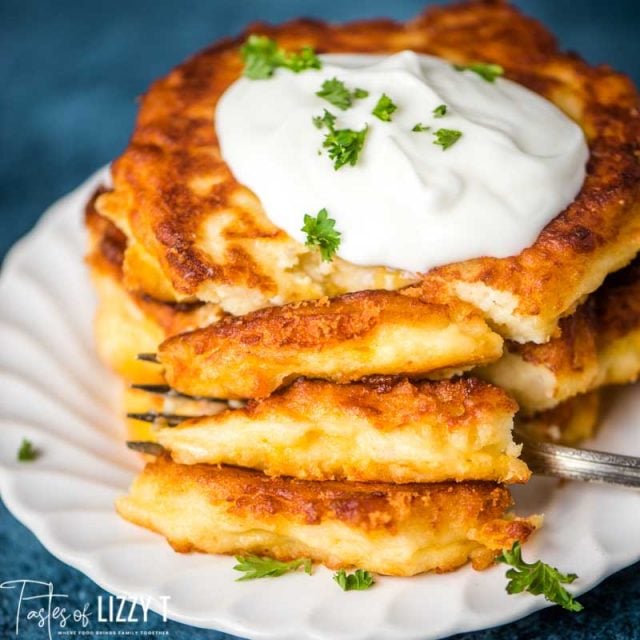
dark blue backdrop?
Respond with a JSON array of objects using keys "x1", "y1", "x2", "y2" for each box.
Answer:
[{"x1": 1, "y1": 1, "x2": 639, "y2": 639}]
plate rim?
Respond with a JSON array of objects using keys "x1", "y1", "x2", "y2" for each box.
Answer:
[{"x1": 1, "y1": 168, "x2": 639, "y2": 640}]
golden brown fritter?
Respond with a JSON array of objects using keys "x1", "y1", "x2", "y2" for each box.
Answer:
[
  {"x1": 479, "y1": 257, "x2": 640, "y2": 413},
  {"x1": 155, "y1": 377, "x2": 530, "y2": 484},
  {"x1": 97, "y1": 0, "x2": 640, "y2": 343},
  {"x1": 158, "y1": 290, "x2": 503, "y2": 399},
  {"x1": 116, "y1": 456, "x2": 539, "y2": 576}
]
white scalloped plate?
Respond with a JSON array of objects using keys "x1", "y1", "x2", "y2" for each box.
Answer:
[{"x1": 1, "y1": 168, "x2": 640, "y2": 640}]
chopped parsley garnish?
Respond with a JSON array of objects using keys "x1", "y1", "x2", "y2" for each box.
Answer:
[
  {"x1": 240, "y1": 35, "x2": 321, "y2": 79},
  {"x1": 322, "y1": 123, "x2": 368, "y2": 170},
  {"x1": 412, "y1": 123, "x2": 431, "y2": 132},
  {"x1": 454, "y1": 62, "x2": 504, "y2": 83},
  {"x1": 433, "y1": 104, "x2": 448, "y2": 118},
  {"x1": 233, "y1": 555, "x2": 312, "y2": 581},
  {"x1": 316, "y1": 78, "x2": 369, "y2": 110},
  {"x1": 372, "y1": 94, "x2": 398, "y2": 122},
  {"x1": 312, "y1": 108, "x2": 337, "y2": 130},
  {"x1": 301, "y1": 208, "x2": 342, "y2": 261},
  {"x1": 498, "y1": 542, "x2": 584, "y2": 612},
  {"x1": 433, "y1": 128, "x2": 462, "y2": 150},
  {"x1": 17, "y1": 438, "x2": 38, "y2": 462},
  {"x1": 333, "y1": 569, "x2": 375, "y2": 591}
]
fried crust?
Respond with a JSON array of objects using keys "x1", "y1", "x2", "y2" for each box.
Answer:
[
  {"x1": 156, "y1": 376, "x2": 530, "y2": 484},
  {"x1": 86, "y1": 194, "x2": 223, "y2": 382},
  {"x1": 480, "y1": 257, "x2": 640, "y2": 413},
  {"x1": 97, "y1": 1, "x2": 640, "y2": 342},
  {"x1": 518, "y1": 391, "x2": 601, "y2": 447},
  {"x1": 116, "y1": 456, "x2": 539, "y2": 575},
  {"x1": 158, "y1": 289, "x2": 503, "y2": 399}
]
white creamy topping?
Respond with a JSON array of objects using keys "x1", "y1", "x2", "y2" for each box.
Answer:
[{"x1": 216, "y1": 51, "x2": 588, "y2": 273}]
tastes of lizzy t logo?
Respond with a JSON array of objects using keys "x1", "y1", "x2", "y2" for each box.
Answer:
[{"x1": 0, "y1": 579, "x2": 170, "y2": 639}]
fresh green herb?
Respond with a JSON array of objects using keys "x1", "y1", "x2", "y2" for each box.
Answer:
[
  {"x1": 433, "y1": 104, "x2": 448, "y2": 118},
  {"x1": 233, "y1": 555, "x2": 312, "y2": 581},
  {"x1": 372, "y1": 94, "x2": 398, "y2": 122},
  {"x1": 240, "y1": 35, "x2": 321, "y2": 79},
  {"x1": 498, "y1": 542, "x2": 584, "y2": 612},
  {"x1": 301, "y1": 208, "x2": 342, "y2": 261},
  {"x1": 333, "y1": 569, "x2": 375, "y2": 591},
  {"x1": 316, "y1": 78, "x2": 369, "y2": 110},
  {"x1": 322, "y1": 123, "x2": 368, "y2": 170},
  {"x1": 313, "y1": 104, "x2": 368, "y2": 170},
  {"x1": 316, "y1": 77, "x2": 353, "y2": 110},
  {"x1": 285, "y1": 46, "x2": 322, "y2": 73},
  {"x1": 412, "y1": 123, "x2": 431, "y2": 132},
  {"x1": 17, "y1": 439, "x2": 38, "y2": 462},
  {"x1": 312, "y1": 109, "x2": 337, "y2": 130},
  {"x1": 433, "y1": 128, "x2": 462, "y2": 150},
  {"x1": 454, "y1": 62, "x2": 504, "y2": 83}
]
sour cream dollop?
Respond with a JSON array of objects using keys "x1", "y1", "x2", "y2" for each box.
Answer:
[{"x1": 216, "y1": 51, "x2": 588, "y2": 273}]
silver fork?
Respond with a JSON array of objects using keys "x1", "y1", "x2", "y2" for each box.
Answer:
[{"x1": 516, "y1": 430, "x2": 640, "y2": 488}]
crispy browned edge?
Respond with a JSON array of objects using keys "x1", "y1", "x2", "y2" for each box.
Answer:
[
  {"x1": 157, "y1": 284, "x2": 503, "y2": 399},
  {"x1": 593, "y1": 258, "x2": 640, "y2": 343},
  {"x1": 202, "y1": 375, "x2": 518, "y2": 432},
  {"x1": 507, "y1": 255, "x2": 640, "y2": 370},
  {"x1": 133, "y1": 456, "x2": 535, "y2": 540},
  {"x1": 519, "y1": 391, "x2": 601, "y2": 446},
  {"x1": 85, "y1": 192, "x2": 221, "y2": 336},
  {"x1": 100, "y1": 0, "x2": 640, "y2": 325},
  {"x1": 161, "y1": 288, "x2": 477, "y2": 353}
]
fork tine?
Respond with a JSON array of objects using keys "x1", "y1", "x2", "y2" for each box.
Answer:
[
  {"x1": 127, "y1": 412, "x2": 191, "y2": 427},
  {"x1": 131, "y1": 383, "x2": 173, "y2": 394},
  {"x1": 137, "y1": 353, "x2": 160, "y2": 363},
  {"x1": 130, "y1": 383, "x2": 231, "y2": 404},
  {"x1": 126, "y1": 441, "x2": 166, "y2": 456}
]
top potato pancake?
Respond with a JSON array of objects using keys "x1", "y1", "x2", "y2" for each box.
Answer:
[{"x1": 97, "y1": 0, "x2": 640, "y2": 342}]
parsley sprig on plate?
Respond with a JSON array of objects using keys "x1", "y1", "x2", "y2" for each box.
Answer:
[
  {"x1": 301, "y1": 208, "x2": 342, "y2": 261},
  {"x1": 233, "y1": 555, "x2": 312, "y2": 581},
  {"x1": 316, "y1": 77, "x2": 369, "y2": 110},
  {"x1": 498, "y1": 542, "x2": 584, "y2": 612},
  {"x1": 241, "y1": 35, "x2": 321, "y2": 79},
  {"x1": 17, "y1": 438, "x2": 38, "y2": 462}
]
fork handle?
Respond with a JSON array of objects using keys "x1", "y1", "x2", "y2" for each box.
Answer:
[{"x1": 519, "y1": 439, "x2": 640, "y2": 488}]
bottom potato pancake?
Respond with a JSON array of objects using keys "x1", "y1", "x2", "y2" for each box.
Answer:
[
  {"x1": 156, "y1": 377, "x2": 529, "y2": 484},
  {"x1": 117, "y1": 457, "x2": 539, "y2": 576}
]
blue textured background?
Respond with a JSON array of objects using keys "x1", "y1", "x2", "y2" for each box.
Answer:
[{"x1": 1, "y1": 1, "x2": 639, "y2": 638}]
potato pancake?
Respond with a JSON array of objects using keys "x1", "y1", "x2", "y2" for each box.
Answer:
[
  {"x1": 155, "y1": 377, "x2": 530, "y2": 484},
  {"x1": 116, "y1": 456, "x2": 539, "y2": 576},
  {"x1": 96, "y1": 1, "x2": 640, "y2": 344},
  {"x1": 158, "y1": 290, "x2": 503, "y2": 399}
]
